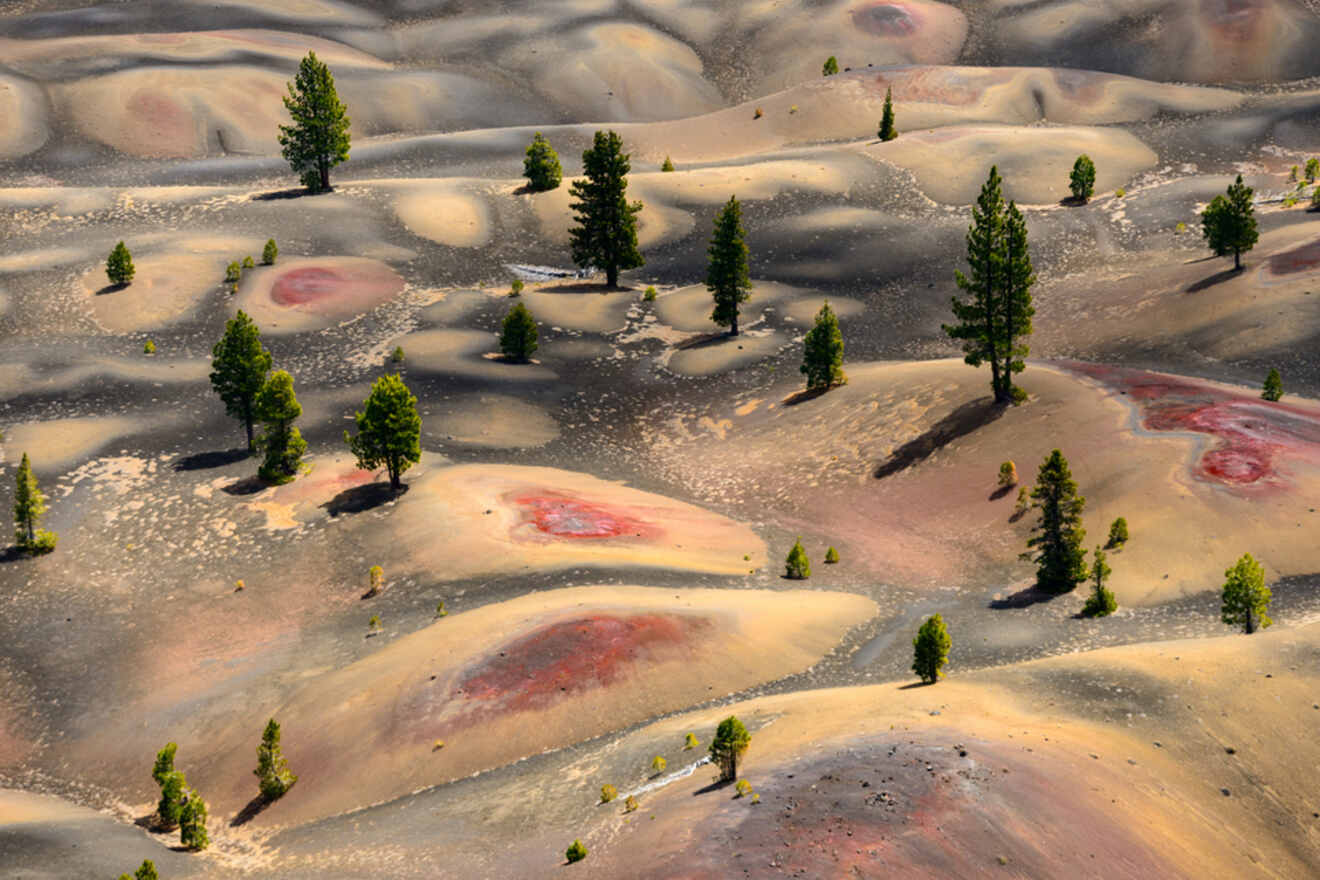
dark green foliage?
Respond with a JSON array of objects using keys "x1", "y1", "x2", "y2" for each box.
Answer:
[
  {"x1": 824, "y1": 546, "x2": 839, "y2": 564},
  {"x1": 106, "y1": 241, "x2": 135, "y2": 286},
  {"x1": 391, "y1": 345, "x2": 405, "y2": 364},
  {"x1": 1105, "y1": 517, "x2": 1128, "y2": 549},
  {"x1": 345, "y1": 373, "x2": 422, "y2": 491},
  {"x1": 878, "y1": 87, "x2": 897, "y2": 141},
  {"x1": 499, "y1": 302, "x2": 540, "y2": 362},
  {"x1": 210, "y1": 310, "x2": 273, "y2": 451},
  {"x1": 566, "y1": 839, "x2": 588, "y2": 863},
  {"x1": 943, "y1": 166, "x2": 1035, "y2": 404},
  {"x1": 1024, "y1": 449, "x2": 1087, "y2": 593},
  {"x1": 1262, "y1": 368, "x2": 1283, "y2": 402},
  {"x1": 911, "y1": 613, "x2": 951, "y2": 684},
  {"x1": 568, "y1": 130, "x2": 644, "y2": 287},
  {"x1": 255, "y1": 718, "x2": 298, "y2": 800},
  {"x1": 1069, "y1": 155, "x2": 1096, "y2": 202},
  {"x1": 263, "y1": 238, "x2": 278, "y2": 265},
  {"x1": 225, "y1": 261, "x2": 242, "y2": 284},
  {"x1": 661, "y1": 156, "x2": 675, "y2": 172},
  {"x1": 800, "y1": 300, "x2": 846, "y2": 390},
  {"x1": 709, "y1": 715, "x2": 751, "y2": 782},
  {"x1": 152, "y1": 742, "x2": 177, "y2": 787},
  {"x1": 784, "y1": 538, "x2": 810, "y2": 579},
  {"x1": 1305, "y1": 157, "x2": 1320, "y2": 183},
  {"x1": 823, "y1": 56, "x2": 839, "y2": 76},
  {"x1": 242, "y1": 255, "x2": 255, "y2": 270},
  {"x1": 523, "y1": 132, "x2": 563, "y2": 192},
  {"x1": 157, "y1": 770, "x2": 186, "y2": 829},
  {"x1": 1081, "y1": 547, "x2": 1117, "y2": 617},
  {"x1": 1201, "y1": 175, "x2": 1258, "y2": 270},
  {"x1": 143, "y1": 339, "x2": 156, "y2": 354},
  {"x1": 179, "y1": 790, "x2": 209, "y2": 850},
  {"x1": 1313, "y1": 185, "x2": 1320, "y2": 210},
  {"x1": 1221, "y1": 552, "x2": 1272, "y2": 634},
  {"x1": 707, "y1": 195, "x2": 752, "y2": 335},
  {"x1": 278, "y1": 51, "x2": 351, "y2": 193},
  {"x1": 118, "y1": 859, "x2": 159, "y2": 880},
  {"x1": 255, "y1": 370, "x2": 306, "y2": 484},
  {"x1": 12, "y1": 452, "x2": 54, "y2": 553}
]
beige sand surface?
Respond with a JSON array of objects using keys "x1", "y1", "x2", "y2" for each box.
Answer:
[
  {"x1": 80, "y1": 253, "x2": 221, "y2": 332},
  {"x1": 426, "y1": 393, "x2": 560, "y2": 449},
  {"x1": 2, "y1": 415, "x2": 143, "y2": 472},
  {"x1": 393, "y1": 184, "x2": 492, "y2": 248},
  {"x1": 0, "y1": 356, "x2": 209, "y2": 400},
  {"x1": 198, "y1": 585, "x2": 876, "y2": 824},
  {"x1": 394, "y1": 328, "x2": 558, "y2": 381},
  {"x1": 0, "y1": 74, "x2": 49, "y2": 160},
  {"x1": 654, "y1": 281, "x2": 802, "y2": 332},
  {"x1": 511, "y1": 285, "x2": 636, "y2": 334},
  {"x1": 780, "y1": 294, "x2": 866, "y2": 324},
  {"x1": 667, "y1": 330, "x2": 787, "y2": 377}
]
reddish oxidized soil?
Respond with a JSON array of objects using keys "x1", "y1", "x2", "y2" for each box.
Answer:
[
  {"x1": 853, "y1": 3, "x2": 919, "y2": 37},
  {"x1": 510, "y1": 491, "x2": 658, "y2": 539},
  {"x1": 454, "y1": 613, "x2": 706, "y2": 715},
  {"x1": 271, "y1": 267, "x2": 345, "y2": 306},
  {"x1": 1266, "y1": 238, "x2": 1320, "y2": 276},
  {"x1": 1066, "y1": 362, "x2": 1320, "y2": 490}
]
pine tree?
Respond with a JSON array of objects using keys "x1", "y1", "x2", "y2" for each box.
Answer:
[
  {"x1": 255, "y1": 718, "x2": 298, "y2": 800},
  {"x1": 707, "y1": 195, "x2": 752, "y2": 335},
  {"x1": 784, "y1": 538, "x2": 810, "y2": 579},
  {"x1": 106, "y1": 241, "x2": 135, "y2": 286},
  {"x1": 822, "y1": 56, "x2": 839, "y2": 76},
  {"x1": 278, "y1": 51, "x2": 351, "y2": 193},
  {"x1": 709, "y1": 715, "x2": 751, "y2": 782},
  {"x1": 1307, "y1": 158, "x2": 1320, "y2": 184},
  {"x1": 824, "y1": 546, "x2": 839, "y2": 564},
  {"x1": 1221, "y1": 552, "x2": 1272, "y2": 634},
  {"x1": 210, "y1": 310, "x2": 273, "y2": 451},
  {"x1": 661, "y1": 156, "x2": 675, "y2": 172},
  {"x1": 566, "y1": 839, "x2": 588, "y2": 863},
  {"x1": 523, "y1": 132, "x2": 563, "y2": 192},
  {"x1": 178, "y1": 789, "x2": 209, "y2": 850},
  {"x1": 878, "y1": 87, "x2": 897, "y2": 141},
  {"x1": 1105, "y1": 517, "x2": 1129, "y2": 548},
  {"x1": 157, "y1": 770, "x2": 186, "y2": 829},
  {"x1": 12, "y1": 452, "x2": 53, "y2": 552},
  {"x1": 1081, "y1": 546, "x2": 1117, "y2": 617},
  {"x1": 800, "y1": 300, "x2": 846, "y2": 390},
  {"x1": 152, "y1": 742, "x2": 177, "y2": 787},
  {"x1": 1024, "y1": 449, "x2": 1087, "y2": 593},
  {"x1": 943, "y1": 167, "x2": 1034, "y2": 404},
  {"x1": 568, "y1": 130, "x2": 644, "y2": 287},
  {"x1": 345, "y1": 373, "x2": 422, "y2": 491},
  {"x1": 499, "y1": 302, "x2": 540, "y2": 362},
  {"x1": 1262, "y1": 368, "x2": 1283, "y2": 402},
  {"x1": 1201, "y1": 174, "x2": 1258, "y2": 270},
  {"x1": 911, "y1": 613, "x2": 951, "y2": 684},
  {"x1": 118, "y1": 859, "x2": 159, "y2": 880},
  {"x1": 262, "y1": 238, "x2": 279, "y2": 265},
  {"x1": 1069, "y1": 155, "x2": 1096, "y2": 202},
  {"x1": 254, "y1": 370, "x2": 306, "y2": 484}
]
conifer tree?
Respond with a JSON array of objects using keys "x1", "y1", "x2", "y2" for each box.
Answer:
[
  {"x1": 707, "y1": 195, "x2": 752, "y2": 335},
  {"x1": 178, "y1": 789, "x2": 209, "y2": 850},
  {"x1": 912, "y1": 613, "x2": 951, "y2": 684},
  {"x1": 254, "y1": 370, "x2": 306, "y2": 484},
  {"x1": 152, "y1": 742, "x2": 177, "y2": 787},
  {"x1": 661, "y1": 156, "x2": 675, "y2": 172},
  {"x1": 106, "y1": 241, "x2": 135, "y2": 286},
  {"x1": 1081, "y1": 546, "x2": 1117, "y2": 617},
  {"x1": 157, "y1": 770, "x2": 186, "y2": 829},
  {"x1": 709, "y1": 715, "x2": 751, "y2": 782},
  {"x1": 784, "y1": 538, "x2": 810, "y2": 579},
  {"x1": 523, "y1": 132, "x2": 563, "y2": 192},
  {"x1": 262, "y1": 238, "x2": 279, "y2": 265},
  {"x1": 210, "y1": 310, "x2": 273, "y2": 451},
  {"x1": 1262, "y1": 368, "x2": 1283, "y2": 402},
  {"x1": 1105, "y1": 517, "x2": 1129, "y2": 549},
  {"x1": 878, "y1": 87, "x2": 897, "y2": 141},
  {"x1": 499, "y1": 301, "x2": 540, "y2": 362},
  {"x1": 800, "y1": 300, "x2": 846, "y2": 390},
  {"x1": 822, "y1": 56, "x2": 839, "y2": 76},
  {"x1": 1024, "y1": 449, "x2": 1087, "y2": 593},
  {"x1": 1201, "y1": 174, "x2": 1258, "y2": 270},
  {"x1": 278, "y1": 51, "x2": 351, "y2": 193},
  {"x1": 12, "y1": 452, "x2": 55, "y2": 553},
  {"x1": 345, "y1": 373, "x2": 422, "y2": 491},
  {"x1": 1221, "y1": 552, "x2": 1272, "y2": 634},
  {"x1": 1069, "y1": 155, "x2": 1096, "y2": 202},
  {"x1": 568, "y1": 130, "x2": 644, "y2": 287},
  {"x1": 943, "y1": 166, "x2": 1035, "y2": 404},
  {"x1": 255, "y1": 718, "x2": 297, "y2": 800},
  {"x1": 117, "y1": 859, "x2": 159, "y2": 880}
]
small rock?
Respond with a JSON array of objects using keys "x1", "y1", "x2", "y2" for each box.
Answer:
[
  {"x1": 1225, "y1": 747, "x2": 1236, "y2": 755},
  {"x1": 1221, "y1": 788, "x2": 1231, "y2": 797}
]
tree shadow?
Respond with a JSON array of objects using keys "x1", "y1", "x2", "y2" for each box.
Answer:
[
  {"x1": 874, "y1": 398, "x2": 1006, "y2": 479},
  {"x1": 988, "y1": 484, "x2": 1015, "y2": 501},
  {"x1": 487, "y1": 353, "x2": 536, "y2": 365},
  {"x1": 220, "y1": 475, "x2": 267, "y2": 496},
  {"x1": 692, "y1": 778, "x2": 735, "y2": 797},
  {"x1": 173, "y1": 448, "x2": 250, "y2": 472},
  {"x1": 675, "y1": 331, "x2": 735, "y2": 351},
  {"x1": 537, "y1": 281, "x2": 630, "y2": 294},
  {"x1": 250, "y1": 187, "x2": 323, "y2": 201},
  {"x1": 1186, "y1": 266, "x2": 1243, "y2": 293},
  {"x1": 0, "y1": 546, "x2": 29, "y2": 564},
  {"x1": 989, "y1": 585, "x2": 1065, "y2": 609},
  {"x1": 1008, "y1": 507, "x2": 1030, "y2": 523},
  {"x1": 897, "y1": 680, "x2": 935, "y2": 690},
  {"x1": 322, "y1": 481, "x2": 407, "y2": 517},
  {"x1": 230, "y1": 795, "x2": 271, "y2": 827},
  {"x1": 1058, "y1": 195, "x2": 1087, "y2": 207},
  {"x1": 782, "y1": 386, "x2": 830, "y2": 407},
  {"x1": 94, "y1": 283, "x2": 129, "y2": 296}
]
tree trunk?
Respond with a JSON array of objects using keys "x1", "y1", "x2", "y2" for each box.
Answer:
[
  {"x1": 320, "y1": 158, "x2": 330, "y2": 193},
  {"x1": 1245, "y1": 609, "x2": 1255, "y2": 634},
  {"x1": 389, "y1": 461, "x2": 401, "y2": 492},
  {"x1": 244, "y1": 416, "x2": 255, "y2": 452},
  {"x1": 1234, "y1": 249, "x2": 1241, "y2": 271},
  {"x1": 25, "y1": 518, "x2": 35, "y2": 545},
  {"x1": 730, "y1": 311, "x2": 739, "y2": 336},
  {"x1": 606, "y1": 264, "x2": 618, "y2": 288}
]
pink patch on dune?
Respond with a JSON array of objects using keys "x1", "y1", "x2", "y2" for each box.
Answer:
[
  {"x1": 456, "y1": 614, "x2": 705, "y2": 714},
  {"x1": 267, "y1": 262, "x2": 405, "y2": 317},
  {"x1": 853, "y1": 2, "x2": 919, "y2": 36},
  {"x1": 1266, "y1": 239, "x2": 1320, "y2": 277},
  {"x1": 272, "y1": 267, "x2": 346, "y2": 306},
  {"x1": 511, "y1": 492, "x2": 657, "y2": 539},
  {"x1": 1066, "y1": 362, "x2": 1320, "y2": 491}
]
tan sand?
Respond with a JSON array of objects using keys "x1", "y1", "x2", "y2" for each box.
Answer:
[
  {"x1": 0, "y1": 74, "x2": 49, "y2": 160},
  {"x1": 510, "y1": 284, "x2": 636, "y2": 334},
  {"x1": 0, "y1": 355, "x2": 209, "y2": 400},
  {"x1": 393, "y1": 184, "x2": 492, "y2": 248},
  {"x1": 393, "y1": 328, "x2": 558, "y2": 381},
  {"x1": 80, "y1": 253, "x2": 221, "y2": 332},
  {"x1": 667, "y1": 330, "x2": 787, "y2": 377},
  {"x1": 426, "y1": 393, "x2": 560, "y2": 449},
  {"x1": 2, "y1": 416, "x2": 143, "y2": 472},
  {"x1": 653, "y1": 281, "x2": 802, "y2": 333}
]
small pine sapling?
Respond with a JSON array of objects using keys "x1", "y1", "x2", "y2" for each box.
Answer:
[
  {"x1": 566, "y1": 839, "x2": 588, "y2": 863},
  {"x1": 242, "y1": 255, "x2": 255, "y2": 269},
  {"x1": 912, "y1": 613, "x2": 951, "y2": 685},
  {"x1": 510, "y1": 278, "x2": 525, "y2": 297},
  {"x1": 600, "y1": 784, "x2": 617, "y2": 803},
  {"x1": 1221, "y1": 552, "x2": 1272, "y2": 634},
  {"x1": 106, "y1": 241, "x2": 135, "y2": 286},
  {"x1": 661, "y1": 156, "x2": 675, "y2": 172},
  {"x1": 753, "y1": 107, "x2": 763, "y2": 119},
  {"x1": 522, "y1": 132, "x2": 563, "y2": 192},
  {"x1": 499, "y1": 302, "x2": 539, "y2": 362},
  {"x1": 1014, "y1": 487, "x2": 1030, "y2": 516},
  {"x1": 365, "y1": 565, "x2": 384, "y2": 598},
  {"x1": 178, "y1": 790, "x2": 209, "y2": 850},
  {"x1": 709, "y1": 716, "x2": 751, "y2": 782},
  {"x1": 143, "y1": 339, "x2": 156, "y2": 354},
  {"x1": 998, "y1": 460, "x2": 1018, "y2": 488},
  {"x1": 822, "y1": 55, "x2": 839, "y2": 76},
  {"x1": 435, "y1": 600, "x2": 448, "y2": 618},
  {"x1": 734, "y1": 779, "x2": 753, "y2": 798},
  {"x1": 262, "y1": 238, "x2": 278, "y2": 265},
  {"x1": 254, "y1": 718, "x2": 297, "y2": 800},
  {"x1": 624, "y1": 794, "x2": 639, "y2": 812},
  {"x1": 157, "y1": 770, "x2": 186, "y2": 829},
  {"x1": 785, "y1": 538, "x2": 810, "y2": 579},
  {"x1": 225, "y1": 261, "x2": 242, "y2": 284},
  {"x1": 824, "y1": 546, "x2": 839, "y2": 564},
  {"x1": 643, "y1": 285, "x2": 657, "y2": 302},
  {"x1": 1081, "y1": 546, "x2": 1118, "y2": 618},
  {"x1": 1306, "y1": 158, "x2": 1320, "y2": 183},
  {"x1": 684, "y1": 732, "x2": 699, "y2": 750},
  {"x1": 877, "y1": 86, "x2": 897, "y2": 141},
  {"x1": 650, "y1": 755, "x2": 667, "y2": 774},
  {"x1": 1069, "y1": 155, "x2": 1096, "y2": 203},
  {"x1": 1262, "y1": 368, "x2": 1283, "y2": 402},
  {"x1": 391, "y1": 345, "x2": 405, "y2": 363},
  {"x1": 1105, "y1": 517, "x2": 1128, "y2": 549},
  {"x1": 119, "y1": 859, "x2": 159, "y2": 880},
  {"x1": 368, "y1": 614, "x2": 381, "y2": 633}
]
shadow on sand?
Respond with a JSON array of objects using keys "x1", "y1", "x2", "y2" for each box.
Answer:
[
  {"x1": 692, "y1": 779, "x2": 735, "y2": 797},
  {"x1": 230, "y1": 795, "x2": 271, "y2": 827},
  {"x1": 1186, "y1": 265, "x2": 1243, "y2": 293},
  {"x1": 250, "y1": 187, "x2": 326, "y2": 201},
  {"x1": 322, "y1": 481, "x2": 407, "y2": 517},
  {"x1": 989, "y1": 585, "x2": 1065, "y2": 610},
  {"x1": 874, "y1": 398, "x2": 1006, "y2": 479},
  {"x1": 94, "y1": 283, "x2": 130, "y2": 296},
  {"x1": 173, "y1": 448, "x2": 250, "y2": 472},
  {"x1": 220, "y1": 475, "x2": 267, "y2": 496}
]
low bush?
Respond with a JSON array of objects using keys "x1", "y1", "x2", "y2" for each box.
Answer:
[
  {"x1": 684, "y1": 732, "x2": 699, "y2": 750},
  {"x1": 824, "y1": 546, "x2": 839, "y2": 564},
  {"x1": 225, "y1": 261, "x2": 242, "y2": 283},
  {"x1": 566, "y1": 839, "x2": 588, "y2": 863},
  {"x1": 643, "y1": 286, "x2": 657, "y2": 302},
  {"x1": 624, "y1": 795, "x2": 638, "y2": 812},
  {"x1": 242, "y1": 255, "x2": 255, "y2": 270},
  {"x1": 785, "y1": 538, "x2": 810, "y2": 579},
  {"x1": 143, "y1": 340, "x2": 156, "y2": 354},
  {"x1": 600, "y1": 784, "x2": 617, "y2": 803},
  {"x1": 735, "y1": 779, "x2": 753, "y2": 798},
  {"x1": 651, "y1": 755, "x2": 667, "y2": 774},
  {"x1": 262, "y1": 238, "x2": 278, "y2": 265},
  {"x1": 1105, "y1": 517, "x2": 1128, "y2": 549},
  {"x1": 998, "y1": 460, "x2": 1017, "y2": 488},
  {"x1": 391, "y1": 346, "x2": 405, "y2": 363}
]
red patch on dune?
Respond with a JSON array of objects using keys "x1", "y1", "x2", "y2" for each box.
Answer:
[
  {"x1": 265, "y1": 261, "x2": 405, "y2": 317},
  {"x1": 1066, "y1": 362, "x2": 1320, "y2": 491},
  {"x1": 457, "y1": 614, "x2": 704, "y2": 713},
  {"x1": 127, "y1": 90, "x2": 192, "y2": 150},
  {"x1": 511, "y1": 492, "x2": 657, "y2": 539},
  {"x1": 853, "y1": 3, "x2": 918, "y2": 37},
  {"x1": 1267, "y1": 239, "x2": 1320, "y2": 277},
  {"x1": 272, "y1": 267, "x2": 344, "y2": 306}
]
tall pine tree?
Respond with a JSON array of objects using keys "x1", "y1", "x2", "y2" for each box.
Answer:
[
  {"x1": 255, "y1": 718, "x2": 297, "y2": 800},
  {"x1": 254, "y1": 370, "x2": 306, "y2": 484},
  {"x1": 12, "y1": 452, "x2": 49, "y2": 550},
  {"x1": 568, "y1": 130, "x2": 644, "y2": 287},
  {"x1": 1000, "y1": 201, "x2": 1035, "y2": 402},
  {"x1": 878, "y1": 87, "x2": 897, "y2": 141},
  {"x1": 1023, "y1": 449, "x2": 1087, "y2": 593},
  {"x1": 800, "y1": 300, "x2": 846, "y2": 389},
  {"x1": 1201, "y1": 174, "x2": 1258, "y2": 270},
  {"x1": 210, "y1": 310, "x2": 273, "y2": 452},
  {"x1": 345, "y1": 373, "x2": 422, "y2": 491},
  {"x1": 278, "y1": 51, "x2": 351, "y2": 193},
  {"x1": 707, "y1": 195, "x2": 752, "y2": 335}
]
